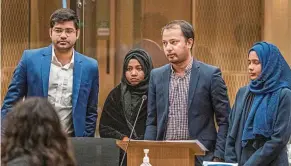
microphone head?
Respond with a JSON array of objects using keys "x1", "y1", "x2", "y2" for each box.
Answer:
[{"x1": 142, "y1": 95, "x2": 147, "y2": 100}]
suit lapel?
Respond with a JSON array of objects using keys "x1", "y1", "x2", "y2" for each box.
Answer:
[
  {"x1": 162, "y1": 65, "x2": 171, "y2": 111},
  {"x1": 41, "y1": 45, "x2": 53, "y2": 97},
  {"x1": 72, "y1": 52, "x2": 83, "y2": 111},
  {"x1": 187, "y1": 60, "x2": 200, "y2": 110},
  {"x1": 160, "y1": 65, "x2": 171, "y2": 138}
]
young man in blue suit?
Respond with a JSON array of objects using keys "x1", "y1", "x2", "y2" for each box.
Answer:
[
  {"x1": 144, "y1": 20, "x2": 230, "y2": 165},
  {"x1": 1, "y1": 8, "x2": 99, "y2": 137}
]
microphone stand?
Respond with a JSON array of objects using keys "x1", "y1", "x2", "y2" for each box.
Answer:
[{"x1": 119, "y1": 95, "x2": 147, "y2": 166}]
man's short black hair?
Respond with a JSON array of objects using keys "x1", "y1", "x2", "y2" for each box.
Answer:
[{"x1": 50, "y1": 8, "x2": 79, "y2": 29}]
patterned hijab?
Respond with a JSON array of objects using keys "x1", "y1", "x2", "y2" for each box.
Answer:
[{"x1": 242, "y1": 42, "x2": 291, "y2": 146}]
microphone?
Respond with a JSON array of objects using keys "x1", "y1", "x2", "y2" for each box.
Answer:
[{"x1": 120, "y1": 95, "x2": 147, "y2": 166}]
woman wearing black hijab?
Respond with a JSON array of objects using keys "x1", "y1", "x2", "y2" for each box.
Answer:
[{"x1": 99, "y1": 48, "x2": 153, "y2": 141}]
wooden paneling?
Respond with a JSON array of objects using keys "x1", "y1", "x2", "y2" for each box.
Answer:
[
  {"x1": 115, "y1": 0, "x2": 192, "y2": 84},
  {"x1": 140, "y1": 0, "x2": 191, "y2": 68},
  {"x1": 263, "y1": 0, "x2": 291, "y2": 65},
  {"x1": 95, "y1": 0, "x2": 115, "y2": 108},
  {"x1": 141, "y1": 0, "x2": 192, "y2": 45},
  {"x1": 1, "y1": 0, "x2": 65, "y2": 104},
  {"x1": 1, "y1": 0, "x2": 29, "y2": 104},
  {"x1": 115, "y1": 0, "x2": 134, "y2": 84},
  {"x1": 30, "y1": 0, "x2": 62, "y2": 49},
  {"x1": 193, "y1": 0, "x2": 262, "y2": 105}
]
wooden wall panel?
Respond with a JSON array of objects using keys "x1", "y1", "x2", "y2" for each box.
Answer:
[
  {"x1": 115, "y1": 0, "x2": 192, "y2": 84},
  {"x1": 30, "y1": 0, "x2": 62, "y2": 49},
  {"x1": 1, "y1": 0, "x2": 29, "y2": 104},
  {"x1": 115, "y1": 0, "x2": 134, "y2": 85},
  {"x1": 1, "y1": 0, "x2": 63, "y2": 104},
  {"x1": 194, "y1": 0, "x2": 263, "y2": 105},
  {"x1": 263, "y1": 0, "x2": 291, "y2": 65}
]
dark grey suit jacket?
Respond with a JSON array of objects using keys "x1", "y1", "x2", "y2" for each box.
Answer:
[{"x1": 145, "y1": 60, "x2": 230, "y2": 160}]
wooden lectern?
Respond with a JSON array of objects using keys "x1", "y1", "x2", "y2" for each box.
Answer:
[{"x1": 116, "y1": 140, "x2": 207, "y2": 166}]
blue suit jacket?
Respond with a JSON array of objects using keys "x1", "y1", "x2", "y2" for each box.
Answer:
[
  {"x1": 144, "y1": 60, "x2": 230, "y2": 159},
  {"x1": 1, "y1": 45, "x2": 99, "y2": 137}
]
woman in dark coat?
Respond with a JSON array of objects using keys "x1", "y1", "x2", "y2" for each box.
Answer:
[
  {"x1": 225, "y1": 42, "x2": 291, "y2": 166},
  {"x1": 99, "y1": 48, "x2": 153, "y2": 165},
  {"x1": 99, "y1": 48, "x2": 153, "y2": 140}
]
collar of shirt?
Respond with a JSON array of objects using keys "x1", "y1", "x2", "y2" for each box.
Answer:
[
  {"x1": 170, "y1": 57, "x2": 193, "y2": 77},
  {"x1": 51, "y1": 46, "x2": 74, "y2": 69}
]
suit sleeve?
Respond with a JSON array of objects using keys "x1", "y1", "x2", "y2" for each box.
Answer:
[
  {"x1": 224, "y1": 88, "x2": 242, "y2": 163},
  {"x1": 210, "y1": 68, "x2": 230, "y2": 159},
  {"x1": 244, "y1": 89, "x2": 291, "y2": 165},
  {"x1": 83, "y1": 61, "x2": 99, "y2": 137},
  {"x1": 144, "y1": 70, "x2": 157, "y2": 140},
  {"x1": 1, "y1": 50, "x2": 28, "y2": 119}
]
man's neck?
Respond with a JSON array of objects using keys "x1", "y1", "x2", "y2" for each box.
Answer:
[
  {"x1": 172, "y1": 56, "x2": 193, "y2": 75},
  {"x1": 54, "y1": 49, "x2": 73, "y2": 66}
]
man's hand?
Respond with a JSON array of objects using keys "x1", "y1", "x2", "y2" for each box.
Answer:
[{"x1": 122, "y1": 136, "x2": 129, "y2": 141}]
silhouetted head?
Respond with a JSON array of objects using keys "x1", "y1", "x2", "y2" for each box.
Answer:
[{"x1": 1, "y1": 97, "x2": 76, "y2": 166}]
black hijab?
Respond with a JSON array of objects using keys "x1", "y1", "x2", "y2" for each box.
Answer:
[{"x1": 121, "y1": 48, "x2": 153, "y2": 95}]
